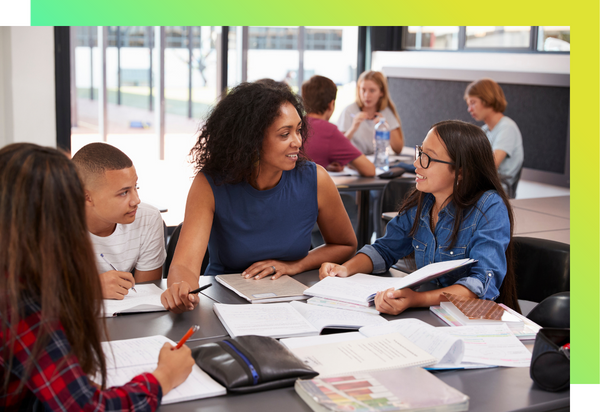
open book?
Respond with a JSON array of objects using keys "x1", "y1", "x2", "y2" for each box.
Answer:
[
  {"x1": 295, "y1": 367, "x2": 469, "y2": 412},
  {"x1": 101, "y1": 335, "x2": 225, "y2": 404},
  {"x1": 216, "y1": 273, "x2": 308, "y2": 303},
  {"x1": 282, "y1": 318, "x2": 465, "y2": 370},
  {"x1": 102, "y1": 284, "x2": 167, "y2": 317},
  {"x1": 213, "y1": 301, "x2": 387, "y2": 339},
  {"x1": 304, "y1": 259, "x2": 476, "y2": 306},
  {"x1": 285, "y1": 332, "x2": 437, "y2": 377}
]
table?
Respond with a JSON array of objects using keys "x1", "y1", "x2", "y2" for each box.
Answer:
[{"x1": 105, "y1": 273, "x2": 570, "y2": 412}]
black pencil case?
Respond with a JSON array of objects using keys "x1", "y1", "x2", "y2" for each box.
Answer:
[
  {"x1": 530, "y1": 327, "x2": 570, "y2": 392},
  {"x1": 192, "y1": 335, "x2": 318, "y2": 393}
]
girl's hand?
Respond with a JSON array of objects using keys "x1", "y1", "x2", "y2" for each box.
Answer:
[
  {"x1": 319, "y1": 262, "x2": 349, "y2": 279},
  {"x1": 153, "y1": 343, "x2": 195, "y2": 395},
  {"x1": 242, "y1": 260, "x2": 298, "y2": 280},
  {"x1": 374, "y1": 287, "x2": 418, "y2": 315}
]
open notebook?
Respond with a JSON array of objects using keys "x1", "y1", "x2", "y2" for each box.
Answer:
[
  {"x1": 100, "y1": 335, "x2": 225, "y2": 404},
  {"x1": 102, "y1": 284, "x2": 167, "y2": 317}
]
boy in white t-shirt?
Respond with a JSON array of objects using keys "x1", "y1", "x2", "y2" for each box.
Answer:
[{"x1": 72, "y1": 143, "x2": 166, "y2": 300}]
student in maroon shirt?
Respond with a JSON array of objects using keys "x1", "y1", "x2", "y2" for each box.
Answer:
[
  {"x1": 0, "y1": 143, "x2": 194, "y2": 411},
  {"x1": 302, "y1": 75, "x2": 376, "y2": 177}
]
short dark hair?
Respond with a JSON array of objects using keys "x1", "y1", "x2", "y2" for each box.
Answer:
[
  {"x1": 464, "y1": 78, "x2": 507, "y2": 113},
  {"x1": 191, "y1": 81, "x2": 309, "y2": 185},
  {"x1": 71, "y1": 142, "x2": 133, "y2": 187},
  {"x1": 301, "y1": 75, "x2": 337, "y2": 114}
]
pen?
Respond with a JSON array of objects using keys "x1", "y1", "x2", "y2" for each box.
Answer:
[
  {"x1": 100, "y1": 253, "x2": 136, "y2": 293},
  {"x1": 172, "y1": 325, "x2": 200, "y2": 350},
  {"x1": 189, "y1": 284, "x2": 212, "y2": 294}
]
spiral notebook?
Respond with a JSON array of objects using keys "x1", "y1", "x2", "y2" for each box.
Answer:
[{"x1": 289, "y1": 332, "x2": 437, "y2": 378}]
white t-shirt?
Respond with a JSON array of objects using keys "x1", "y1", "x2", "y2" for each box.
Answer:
[
  {"x1": 337, "y1": 102, "x2": 401, "y2": 155},
  {"x1": 90, "y1": 202, "x2": 166, "y2": 274}
]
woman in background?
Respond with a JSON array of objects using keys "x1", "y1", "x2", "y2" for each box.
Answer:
[
  {"x1": 0, "y1": 143, "x2": 194, "y2": 411},
  {"x1": 320, "y1": 120, "x2": 520, "y2": 315},
  {"x1": 337, "y1": 70, "x2": 405, "y2": 155},
  {"x1": 464, "y1": 78, "x2": 524, "y2": 197}
]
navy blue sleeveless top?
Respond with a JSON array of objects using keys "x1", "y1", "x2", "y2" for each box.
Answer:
[{"x1": 204, "y1": 162, "x2": 318, "y2": 276}]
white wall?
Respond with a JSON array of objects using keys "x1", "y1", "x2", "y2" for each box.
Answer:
[{"x1": 0, "y1": 27, "x2": 56, "y2": 148}]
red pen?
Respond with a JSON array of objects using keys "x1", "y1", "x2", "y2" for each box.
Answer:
[{"x1": 172, "y1": 325, "x2": 200, "y2": 350}]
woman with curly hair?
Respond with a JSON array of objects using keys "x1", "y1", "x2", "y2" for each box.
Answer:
[
  {"x1": 161, "y1": 81, "x2": 357, "y2": 313},
  {"x1": 320, "y1": 120, "x2": 520, "y2": 315}
]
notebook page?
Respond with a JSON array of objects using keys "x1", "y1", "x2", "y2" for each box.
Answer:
[
  {"x1": 289, "y1": 301, "x2": 387, "y2": 331},
  {"x1": 360, "y1": 318, "x2": 464, "y2": 365},
  {"x1": 103, "y1": 284, "x2": 166, "y2": 316},
  {"x1": 291, "y1": 333, "x2": 437, "y2": 377},
  {"x1": 213, "y1": 303, "x2": 319, "y2": 338},
  {"x1": 101, "y1": 335, "x2": 225, "y2": 404}
]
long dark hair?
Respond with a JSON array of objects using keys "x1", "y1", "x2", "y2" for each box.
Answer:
[
  {"x1": 191, "y1": 81, "x2": 310, "y2": 185},
  {"x1": 400, "y1": 120, "x2": 519, "y2": 311},
  {"x1": 0, "y1": 143, "x2": 108, "y2": 390}
]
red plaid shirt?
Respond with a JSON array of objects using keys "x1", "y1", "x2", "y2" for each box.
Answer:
[{"x1": 1, "y1": 297, "x2": 162, "y2": 411}]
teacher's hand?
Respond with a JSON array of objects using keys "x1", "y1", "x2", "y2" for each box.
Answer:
[
  {"x1": 242, "y1": 260, "x2": 297, "y2": 280},
  {"x1": 319, "y1": 262, "x2": 349, "y2": 279},
  {"x1": 374, "y1": 287, "x2": 417, "y2": 315},
  {"x1": 160, "y1": 281, "x2": 198, "y2": 313}
]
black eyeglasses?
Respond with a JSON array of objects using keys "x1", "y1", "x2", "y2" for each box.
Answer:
[{"x1": 415, "y1": 145, "x2": 455, "y2": 169}]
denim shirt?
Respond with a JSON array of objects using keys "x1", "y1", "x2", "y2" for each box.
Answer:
[{"x1": 360, "y1": 190, "x2": 510, "y2": 300}]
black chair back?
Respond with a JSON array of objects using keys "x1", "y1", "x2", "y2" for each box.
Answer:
[
  {"x1": 513, "y1": 236, "x2": 569, "y2": 303},
  {"x1": 506, "y1": 166, "x2": 523, "y2": 199},
  {"x1": 379, "y1": 178, "x2": 415, "y2": 235},
  {"x1": 526, "y1": 292, "x2": 570, "y2": 328},
  {"x1": 163, "y1": 222, "x2": 210, "y2": 278}
]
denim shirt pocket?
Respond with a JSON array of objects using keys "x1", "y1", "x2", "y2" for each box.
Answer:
[
  {"x1": 412, "y1": 238, "x2": 428, "y2": 268},
  {"x1": 439, "y1": 246, "x2": 467, "y2": 260}
]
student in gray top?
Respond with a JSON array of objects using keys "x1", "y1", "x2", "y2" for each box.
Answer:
[{"x1": 464, "y1": 78, "x2": 524, "y2": 195}]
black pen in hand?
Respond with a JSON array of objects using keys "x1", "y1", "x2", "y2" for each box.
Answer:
[{"x1": 189, "y1": 284, "x2": 212, "y2": 294}]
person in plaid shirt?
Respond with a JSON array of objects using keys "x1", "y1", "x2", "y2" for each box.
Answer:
[{"x1": 0, "y1": 143, "x2": 194, "y2": 411}]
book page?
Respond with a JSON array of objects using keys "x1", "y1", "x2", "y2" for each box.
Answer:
[
  {"x1": 290, "y1": 301, "x2": 387, "y2": 331},
  {"x1": 359, "y1": 318, "x2": 464, "y2": 365},
  {"x1": 213, "y1": 303, "x2": 319, "y2": 338},
  {"x1": 101, "y1": 335, "x2": 225, "y2": 404},
  {"x1": 291, "y1": 333, "x2": 437, "y2": 377},
  {"x1": 303, "y1": 276, "x2": 396, "y2": 305},
  {"x1": 281, "y1": 331, "x2": 365, "y2": 350},
  {"x1": 102, "y1": 284, "x2": 166, "y2": 317},
  {"x1": 438, "y1": 324, "x2": 532, "y2": 367}
]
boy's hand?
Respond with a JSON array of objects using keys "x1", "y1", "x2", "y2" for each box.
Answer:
[{"x1": 99, "y1": 270, "x2": 136, "y2": 300}]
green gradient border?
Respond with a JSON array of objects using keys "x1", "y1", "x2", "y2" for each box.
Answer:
[{"x1": 30, "y1": 0, "x2": 599, "y2": 385}]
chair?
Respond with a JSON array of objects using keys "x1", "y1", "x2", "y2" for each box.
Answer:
[
  {"x1": 527, "y1": 291, "x2": 570, "y2": 328},
  {"x1": 378, "y1": 177, "x2": 415, "y2": 236},
  {"x1": 163, "y1": 222, "x2": 210, "y2": 278},
  {"x1": 502, "y1": 165, "x2": 523, "y2": 199},
  {"x1": 513, "y1": 236, "x2": 570, "y2": 303}
]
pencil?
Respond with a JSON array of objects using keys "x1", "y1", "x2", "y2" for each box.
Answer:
[
  {"x1": 173, "y1": 325, "x2": 200, "y2": 350},
  {"x1": 100, "y1": 253, "x2": 136, "y2": 293}
]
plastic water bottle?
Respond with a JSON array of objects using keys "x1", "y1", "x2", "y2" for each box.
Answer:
[{"x1": 374, "y1": 118, "x2": 390, "y2": 171}]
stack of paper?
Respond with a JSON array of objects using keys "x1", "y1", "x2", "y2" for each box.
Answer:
[{"x1": 216, "y1": 273, "x2": 308, "y2": 303}]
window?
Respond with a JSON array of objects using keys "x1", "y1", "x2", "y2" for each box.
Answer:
[
  {"x1": 465, "y1": 26, "x2": 531, "y2": 49},
  {"x1": 537, "y1": 26, "x2": 570, "y2": 51},
  {"x1": 248, "y1": 27, "x2": 298, "y2": 50},
  {"x1": 305, "y1": 28, "x2": 343, "y2": 51},
  {"x1": 404, "y1": 26, "x2": 459, "y2": 50}
]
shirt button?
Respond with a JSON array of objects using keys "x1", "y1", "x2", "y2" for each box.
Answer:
[
  {"x1": 416, "y1": 246, "x2": 419, "y2": 249},
  {"x1": 450, "y1": 251, "x2": 453, "y2": 255}
]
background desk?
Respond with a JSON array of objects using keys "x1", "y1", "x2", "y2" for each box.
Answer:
[
  {"x1": 383, "y1": 195, "x2": 570, "y2": 244},
  {"x1": 105, "y1": 273, "x2": 569, "y2": 412}
]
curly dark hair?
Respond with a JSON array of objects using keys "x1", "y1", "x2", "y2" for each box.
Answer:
[{"x1": 191, "y1": 81, "x2": 310, "y2": 185}]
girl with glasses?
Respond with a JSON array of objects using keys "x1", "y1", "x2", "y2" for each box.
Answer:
[{"x1": 320, "y1": 120, "x2": 520, "y2": 315}]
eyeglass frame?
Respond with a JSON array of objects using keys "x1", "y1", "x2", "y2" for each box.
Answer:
[{"x1": 415, "y1": 145, "x2": 455, "y2": 169}]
